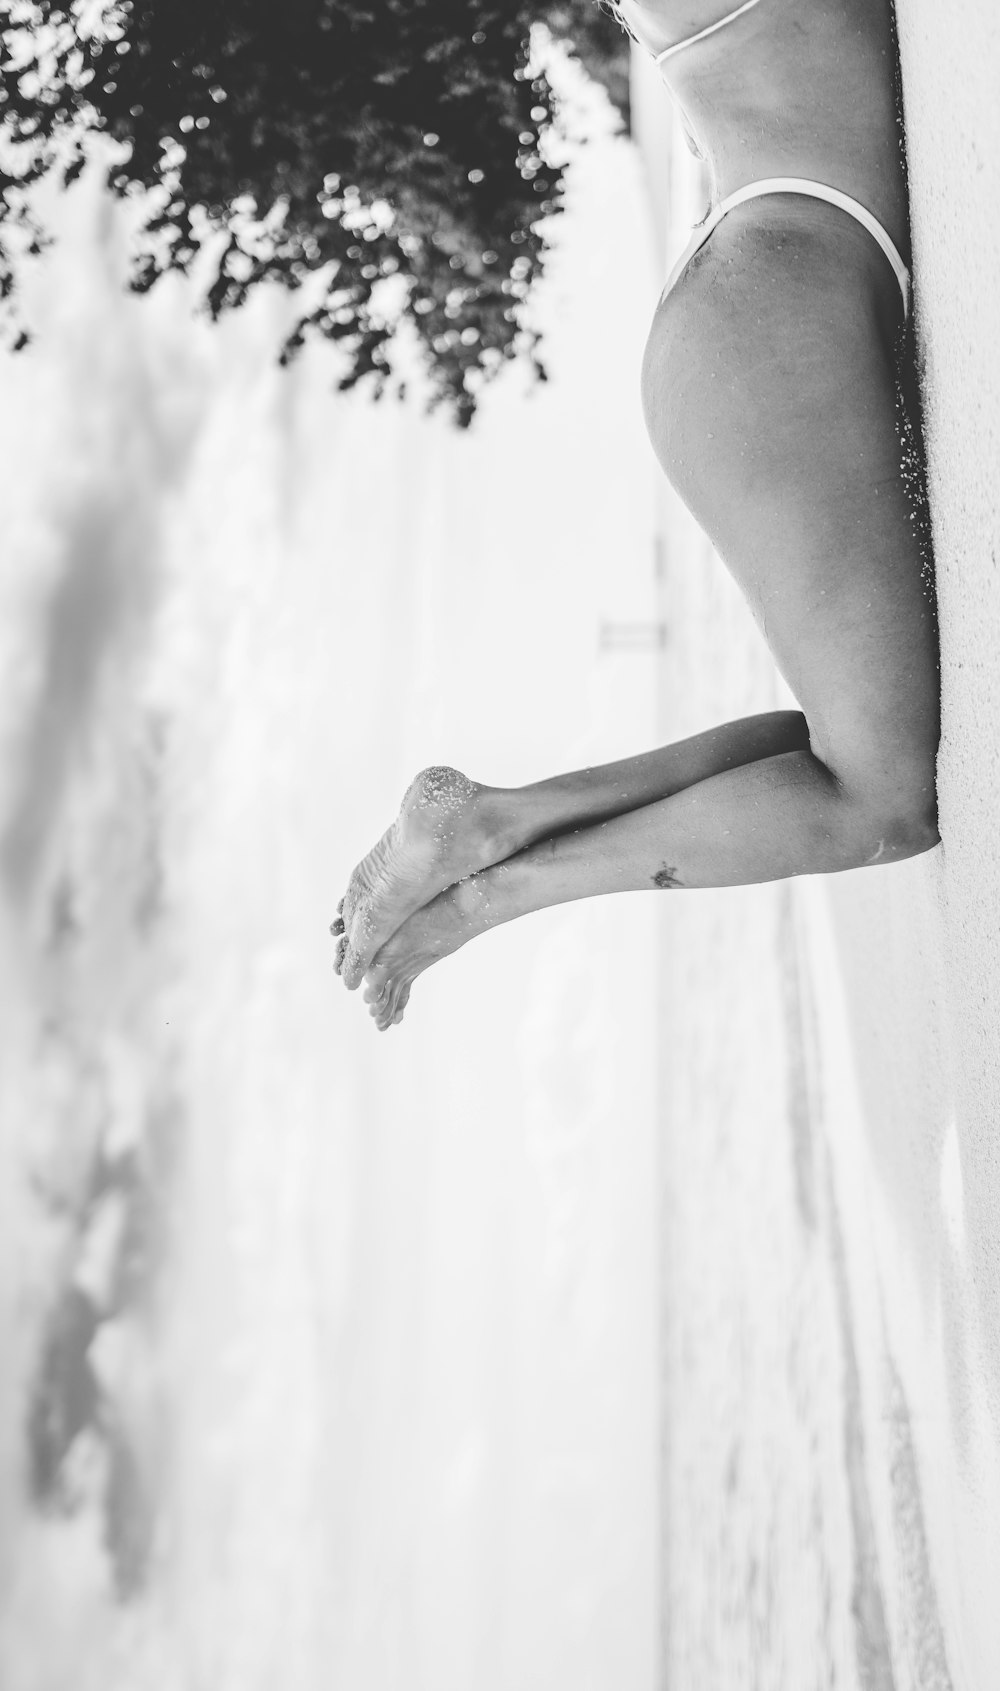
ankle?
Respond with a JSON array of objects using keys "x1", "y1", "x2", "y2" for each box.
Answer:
[
  {"x1": 469, "y1": 786, "x2": 536, "y2": 867},
  {"x1": 450, "y1": 864, "x2": 509, "y2": 935}
]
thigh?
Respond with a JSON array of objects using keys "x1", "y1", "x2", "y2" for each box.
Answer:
[{"x1": 642, "y1": 200, "x2": 939, "y2": 789}]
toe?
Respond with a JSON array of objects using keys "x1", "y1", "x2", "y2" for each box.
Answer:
[
  {"x1": 340, "y1": 887, "x2": 359, "y2": 937},
  {"x1": 334, "y1": 935, "x2": 349, "y2": 974},
  {"x1": 329, "y1": 915, "x2": 345, "y2": 937},
  {"x1": 340, "y1": 932, "x2": 360, "y2": 986},
  {"x1": 374, "y1": 986, "x2": 398, "y2": 1029},
  {"x1": 342, "y1": 902, "x2": 376, "y2": 990},
  {"x1": 342, "y1": 947, "x2": 370, "y2": 991},
  {"x1": 381, "y1": 973, "x2": 412, "y2": 1028}
]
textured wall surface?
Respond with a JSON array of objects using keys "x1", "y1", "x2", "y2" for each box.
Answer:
[{"x1": 852, "y1": 5, "x2": 1000, "y2": 1682}]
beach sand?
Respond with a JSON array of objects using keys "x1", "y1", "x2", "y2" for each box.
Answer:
[
  {"x1": 831, "y1": 5, "x2": 1000, "y2": 1681},
  {"x1": 633, "y1": 7, "x2": 1000, "y2": 1685}
]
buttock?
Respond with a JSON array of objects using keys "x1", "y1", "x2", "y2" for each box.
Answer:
[
  {"x1": 640, "y1": 198, "x2": 909, "y2": 545},
  {"x1": 645, "y1": 196, "x2": 906, "y2": 444}
]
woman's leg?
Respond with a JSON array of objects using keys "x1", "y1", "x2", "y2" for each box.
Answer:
[
  {"x1": 362, "y1": 734, "x2": 937, "y2": 1028},
  {"x1": 354, "y1": 206, "x2": 941, "y2": 1026},
  {"x1": 334, "y1": 709, "x2": 812, "y2": 988}
]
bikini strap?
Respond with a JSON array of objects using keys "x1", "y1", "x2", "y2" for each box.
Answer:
[
  {"x1": 700, "y1": 178, "x2": 911, "y2": 314},
  {"x1": 653, "y1": 0, "x2": 765, "y2": 66}
]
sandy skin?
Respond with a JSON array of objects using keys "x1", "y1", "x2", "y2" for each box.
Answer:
[
  {"x1": 332, "y1": 766, "x2": 511, "y2": 992},
  {"x1": 337, "y1": 703, "x2": 930, "y2": 1031},
  {"x1": 333, "y1": 713, "x2": 812, "y2": 1018}
]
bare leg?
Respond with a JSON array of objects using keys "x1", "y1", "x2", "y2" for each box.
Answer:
[
  {"x1": 363, "y1": 739, "x2": 938, "y2": 1029},
  {"x1": 334, "y1": 710, "x2": 812, "y2": 987},
  {"x1": 339, "y1": 16, "x2": 941, "y2": 1023}
]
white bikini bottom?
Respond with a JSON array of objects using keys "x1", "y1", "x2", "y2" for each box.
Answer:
[{"x1": 663, "y1": 177, "x2": 911, "y2": 318}]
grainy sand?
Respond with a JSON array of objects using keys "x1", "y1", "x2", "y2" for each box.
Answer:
[
  {"x1": 829, "y1": 5, "x2": 1000, "y2": 1683},
  {"x1": 635, "y1": 7, "x2": 1000, "y2": 1685}
]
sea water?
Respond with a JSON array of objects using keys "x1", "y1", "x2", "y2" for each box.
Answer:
[{"x1": 0, "y1": 56, "x2": 660, "y2": 1691}]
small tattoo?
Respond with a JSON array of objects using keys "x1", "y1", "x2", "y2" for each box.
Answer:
[{"x1": 653, "y1": 863, "x2": 683, "y2": 890}]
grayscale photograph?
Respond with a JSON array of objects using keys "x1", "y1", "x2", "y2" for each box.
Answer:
[{"x1": 0, "y1": 1, "x2": 997, "y2": 1686}]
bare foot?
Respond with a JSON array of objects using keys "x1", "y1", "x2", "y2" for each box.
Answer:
[
  {"x1": 361, "y1": 873, "x2": 499, "y2": 1031},
  {"x1": 334, "y1": 767, "x2": 515, "y2": 991}
]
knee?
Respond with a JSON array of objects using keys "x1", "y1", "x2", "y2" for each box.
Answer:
[
  {"x1": 810, "y1": 708, "x2": 940, "y2": 864},
  {"x1": 865, "y1": 798, "x2": 939, "y2": 863},
  {"x1": 841, "y1": 765, "x2": 940, "y2": 864}
]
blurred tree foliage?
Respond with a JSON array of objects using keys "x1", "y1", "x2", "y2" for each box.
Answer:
[{"x1": 0, "y1": 0, "x2": 628, "y2": 424}]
